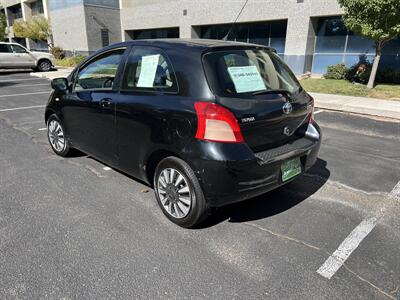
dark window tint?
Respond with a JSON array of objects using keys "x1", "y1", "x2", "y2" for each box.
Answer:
[
  {"x1": 131, "y1": 27, "x2": 179, "y2": 40},
  {"x1": 74, "y1": 48, "x2": 125, "y2": 91},
  {"x1": 0, "y1": 44, "x2": 12, "y2": 53},
  {"x1": 10, "y1": 5, "x2": 23, "y2": 19},
  {"x1": 200, "y1": 20, "x2": 287, "y2": 54},
  {"x1": 122, "y1": 48, "x2": 178, "y2": 93},
  {"x1": 101, "y1": 29, "x2": 109, "y2": 47},
  {"x1": 203, "y1": 49, "x2": 301, "y2": 98},
  {"x1": 31, "y1": 1, "x2": 44, "y2": 15}
]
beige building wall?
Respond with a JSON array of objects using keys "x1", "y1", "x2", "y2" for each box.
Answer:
[{"x1": 120, "y1": 0, "x2": 343, "y2": 73}]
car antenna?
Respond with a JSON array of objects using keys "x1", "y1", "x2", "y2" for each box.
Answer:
[{"x1": 222, "y1": 0, "x2": 250, "y2": 41}]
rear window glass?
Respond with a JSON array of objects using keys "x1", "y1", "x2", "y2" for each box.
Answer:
[
  {"x1": 122, "y1": 48, "x2": 178, "y2": 93},
  {"x1": 203, "y1": 49, "x2": 301, "y2": 98}
]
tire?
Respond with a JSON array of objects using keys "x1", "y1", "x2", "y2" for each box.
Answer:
[
  {"x1": 47, "y1": 114, "x2": 71, "y2": 157},
  {"x1": 154, "y1": 157, "x2": 209, "y2": 228},
  {"x1": 37, "y1": 59, "x2": 52, "y2": 72}
]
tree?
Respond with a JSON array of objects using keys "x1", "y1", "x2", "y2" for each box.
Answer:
[
  {"x1": 0, "y1": 9, "x2": 6, "y2": 41},
  {"x1": 337, "y1": 0, "x2": 400, "y2": 89},
  {"x1": 13, "y1": 16, "x2": 53, "y2": 48}
]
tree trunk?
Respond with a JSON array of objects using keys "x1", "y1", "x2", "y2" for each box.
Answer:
[{"x1": 367, "y1": 41, "x2": 383, "y2": 90}]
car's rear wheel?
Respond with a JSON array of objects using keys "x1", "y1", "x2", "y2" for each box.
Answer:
[
  {"x1": 37, "y1": 59, "x2": 52, "y2": 72},
  {"x1": 47, "y1": 114, "x2": 71, "y2": 157},
  {"x1": 154, "y1": 157, "x2": 209, "y2": 228}
]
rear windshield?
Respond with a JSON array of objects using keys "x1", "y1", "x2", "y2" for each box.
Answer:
[{"x1": 203, "y1": 49, "x2": 301, "y2": 98}]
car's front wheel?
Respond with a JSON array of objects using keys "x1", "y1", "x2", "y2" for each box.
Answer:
[
  {"x1": 154, "y1": 157, "x2": 209, "y2": 228},
  {"x1": 47, "y1": 114, "x2": 71, "y2": 157},
  {"x1": 37, "y1": 59, "x2": 52, "y2": 72}
]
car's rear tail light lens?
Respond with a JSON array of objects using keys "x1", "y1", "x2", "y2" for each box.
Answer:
[{"x1": 194, "y1": 102, "x2": 244, "y2": 143}]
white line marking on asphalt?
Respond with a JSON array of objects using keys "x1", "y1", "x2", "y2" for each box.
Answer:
[
  {"x1": 0, "y1": 91, "x2": 51, "y2": 98},
  {"x1": 38, "y1": 127, "x2": 47, "y2": 131},
  {"x1": 0, "y1": 78, "x2": 45, "y2": 82},
  {"x1": 317, "y1": 217, "x2": 378, "y2": 279},
  {"x1": 0, "y1": 105, "x2": 45, "y2": 112},
  {"x1": 390, "y1": 181, "x2": 400, "y2": 199},
  {"x1": 314, "y1": 110, "x2": 324, "y2": 115},
  {"x1": 103, "y1": 167, "x2": 111, "y2": 171},
  {"x1": 6, "y1": 83, "x2": 50, "y2": 88}
]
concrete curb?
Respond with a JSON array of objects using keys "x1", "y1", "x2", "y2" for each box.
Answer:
[{"x1": 311, "y1": 92, "x2": 400, "y2": 120}]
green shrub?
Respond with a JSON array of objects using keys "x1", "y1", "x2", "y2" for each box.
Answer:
[
  {"x1": 324, "y1": 63, "x2": 348, "y2": 80},
  {"x1": 376, "y1": 68, "x2": 400, "y2": 84},
  {"x1": 345, "y1": 60, "x2": 372, "y2": 84},
  {"x1": 55, "y1": 55, "x2": 87, "y2": 67},
  {"x1": 50, "y1": 46, "x2": 65, "y2": 59}
]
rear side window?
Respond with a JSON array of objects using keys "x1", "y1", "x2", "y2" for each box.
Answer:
[
  {"x1": 74, "y1": 48, "x2": 125, "y2": 91},
  {"x1": 0, "y1": 44, "x2": 12, "y2": 53},
  {"x1": 122, "y1": 47, "x2": 178, "y2": 93},
  {"x1": 203, "y1": 49, "x2": 301, "y2": 98}
]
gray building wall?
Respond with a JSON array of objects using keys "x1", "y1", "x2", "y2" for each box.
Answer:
[
  {"x1": 120, "y1": 0, "x2": 343, "y2": 74},
  {"x1": 84, "y1": 4, "x2": 121, "y2": 53},
  {"x1": 48, "y1": 0, "x2": 121, "y2": 55},
  {"x1": 49, "y1": 2, "x2": 89, "y2": 54}
]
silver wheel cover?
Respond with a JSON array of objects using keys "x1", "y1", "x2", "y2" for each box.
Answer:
[
  {"x1": 48, "y1": 120, "x2": 66, "y2": 153},
  {"x1": 157, "y1": 168, "x2": 192, "y2": 219}
]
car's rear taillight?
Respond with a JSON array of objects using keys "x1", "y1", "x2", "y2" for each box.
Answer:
[{"x1": 194, "y1": 102, "x2": 244, "y2": 143}]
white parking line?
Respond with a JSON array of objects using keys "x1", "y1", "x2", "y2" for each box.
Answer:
[
  {"x1": 390, "y1": 180, "x2": 400, "y2": 199},
  {"x1": 0, "y1": 105, "x2": 45, "y2": 112},
  {"x1": 314, "y1": 110, "x2": 324, "y2": 115},
  {"x1": 317, "y1": 217, "x2": 378, "y2": 279},
  {"x1": 0, "y1": 78, "x2": 45, "y2": 83},
  {"x1": 5, "y1": 83, "x2": 50, "y2": 88},
  {"x1": 38, "y1": 127, "x2": 47, "y2": 131},
  {"x1": 0, "y1": 91, "x2": 51, "y2": 98}
]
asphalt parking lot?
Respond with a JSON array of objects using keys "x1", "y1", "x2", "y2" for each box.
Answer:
[{"x1": 0, "y1": 70, "x2": 399, "y2": 299}]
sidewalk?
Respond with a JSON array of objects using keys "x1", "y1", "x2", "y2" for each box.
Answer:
[
  {"x1": 30, "y1": 67, "x2": 74, "y2": 80},
  {"x1": 310, "y1": 92, "x2": 400, "y2": 120}
]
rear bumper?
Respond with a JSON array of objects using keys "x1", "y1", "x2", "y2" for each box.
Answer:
[{"x1": 188, "y1": 122, "x2": 322, "y2": 207}]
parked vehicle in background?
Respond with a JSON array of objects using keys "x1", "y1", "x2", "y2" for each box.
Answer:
[
  {"x1": 0, "y1": 42, "x2": 55, "y2": 71},
  {"x1": 45, "y1": 39, "x2": 321, "y2": 228}
]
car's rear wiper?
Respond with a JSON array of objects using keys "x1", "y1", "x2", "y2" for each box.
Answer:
[{"x1": 252, "y1": 89, "x2": 293, "y2": 97}]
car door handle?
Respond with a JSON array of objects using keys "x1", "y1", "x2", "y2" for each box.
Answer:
[{"x1": 100, "y1": 98, "x2": 112, "y2": 108}]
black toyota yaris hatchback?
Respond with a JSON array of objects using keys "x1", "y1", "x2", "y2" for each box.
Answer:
[{"x1": 45, "y1": 39, "x2": 321, "y2": 227}]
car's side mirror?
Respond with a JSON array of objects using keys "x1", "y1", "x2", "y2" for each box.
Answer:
[{"x1": 51, "y1": 78, "x2": 69, "y2": 92}]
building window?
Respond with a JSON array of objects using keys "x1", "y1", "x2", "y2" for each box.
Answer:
[
  {"x1": 31, "y1": 1, "x2": 44, "y2": 15},
  {"x1": 128, "y1": 27, "x2": 179, "y2": 40},
  {"x1": 101, "y1": 29, "x2": 109, "y2": 47},
  {"x1": 9, "y1": 5, "x2": 23, "y2": 21},
  {"x1": 312, "y1": 16, "x2": 400, "y2": 74},
  {"x1": 199, "y1": 20, "x2": 288, "y2": 55}
]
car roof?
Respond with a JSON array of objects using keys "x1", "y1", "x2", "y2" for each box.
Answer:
[{"x1": 107, "y1": 38, "x2": 275, "y2": 53}]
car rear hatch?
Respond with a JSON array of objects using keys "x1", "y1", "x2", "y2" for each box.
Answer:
[
  {"x1": 218, "y1": 92, "x2": 312, "y2": 152},
  {"x1": 202, "y1": 46, "x2": 313, "y2": 152}
]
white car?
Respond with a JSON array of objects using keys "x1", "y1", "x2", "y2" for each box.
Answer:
[{"x1": 0, "y1": 42, "x2": 55, "y2": 72}]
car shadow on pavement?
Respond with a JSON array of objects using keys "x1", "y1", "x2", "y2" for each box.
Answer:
[{"x1": 196, "y1": 158, "x2": 330, "y2": 229}]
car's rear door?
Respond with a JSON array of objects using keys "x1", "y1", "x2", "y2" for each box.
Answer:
[
  {"x1": 203, "y1": 48, "x2": 313, "y2": 152},
  {"x1": 61, "y1": 47, "x2": 127, "y2": 164}
]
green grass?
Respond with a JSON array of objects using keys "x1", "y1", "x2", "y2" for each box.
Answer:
[
  {"x1": 55, "y1": 55, "x2": 87, "y2": 68},
  {"x1": 300, "y1": 79, "x2": 400, "y2": 100}
]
